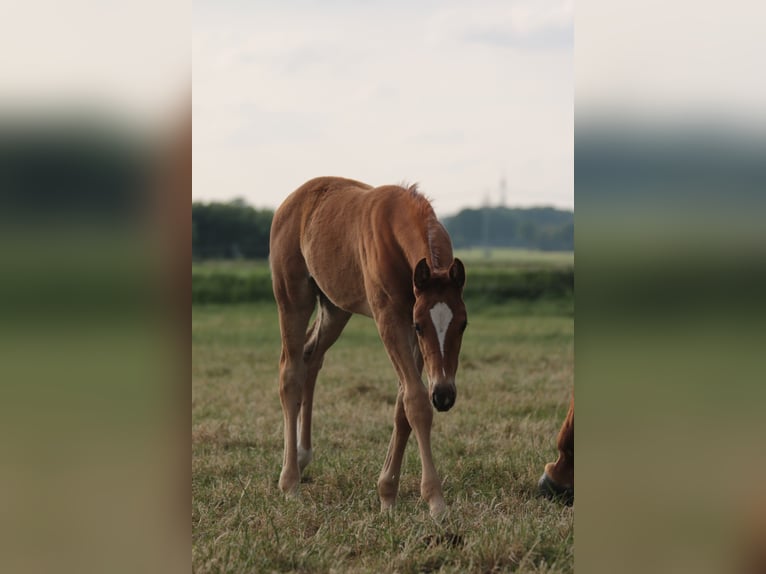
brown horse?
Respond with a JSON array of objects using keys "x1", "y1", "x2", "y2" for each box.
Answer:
[
  {"x1": 269, "y1": 176, "x2": 467, "y2": 517},
  {"x1": 538, "y1": 396, "x2": 574, "y2": 505}
]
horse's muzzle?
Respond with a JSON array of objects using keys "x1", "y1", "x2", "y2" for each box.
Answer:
[{"x1": 431, "y1": 384, "x2": 456, "y2": 412}]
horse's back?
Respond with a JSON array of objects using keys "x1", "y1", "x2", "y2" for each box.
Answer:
[
  {"x1": 281, "y1": 177, "x2": 371, "y2": 214},
  {"x1": 272, "y1": 177, "x2": 369, "y2": 239}
]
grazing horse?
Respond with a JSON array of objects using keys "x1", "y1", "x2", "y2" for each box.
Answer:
[
  {"x1": 538, "y1": 395, "x2": 574, "y2": 505},
  {"x1": 269, "y1": 176, "x2": 467, "y2": 518}
]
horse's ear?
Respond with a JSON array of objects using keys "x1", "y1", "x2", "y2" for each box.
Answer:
[
  {"x1": 413, "y1": 258, "x2": 431, "y2": 291},
  {"x1": 449, "y1": 258, "x2": 465, "y2": 289}
]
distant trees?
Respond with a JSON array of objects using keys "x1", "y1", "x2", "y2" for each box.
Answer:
[
  {"x1": 192, "y1": 199, "x2": 273, "y2": 259},
  {"x1": 443, "y1": 207, "x2": 573, "y2": 251},
  {"x1": 191, "y1": 200, "x2": 573, "y2": 259}
]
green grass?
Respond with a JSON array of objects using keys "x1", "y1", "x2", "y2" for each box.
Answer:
[{"x1": 192, "y1": 301, "x2": 573, "y2": 573}]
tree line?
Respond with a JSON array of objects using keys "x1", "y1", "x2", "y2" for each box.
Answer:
[
  {"x1": 442, "y1": 206, "x2": 573, "y2": 251},
  {"x1": 192, "y1": 199, "x2": 573, "y2": 259},
  {"x1": 192, "y1": 199, "x2": 273, "y2": 259}
]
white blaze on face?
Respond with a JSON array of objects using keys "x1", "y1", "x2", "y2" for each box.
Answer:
[{"x1": 429, "y1": 302, "x2": 453, "y2": 358}]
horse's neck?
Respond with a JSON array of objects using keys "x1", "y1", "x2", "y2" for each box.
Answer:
[{"x1": 393, "y1": 215, "x2": 453, "y2": 272}]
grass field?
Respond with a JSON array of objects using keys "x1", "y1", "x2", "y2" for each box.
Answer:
[{"x1": 192, "y1": 300, "x2": 574, "y2": 573}]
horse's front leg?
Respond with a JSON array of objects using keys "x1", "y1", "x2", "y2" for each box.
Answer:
[
  {"x1": 403, "y1": 378, "x2": 445, "y2": 518},
  {"x1": 377, "y1": 316, "x2": 446, "y2": 518}
]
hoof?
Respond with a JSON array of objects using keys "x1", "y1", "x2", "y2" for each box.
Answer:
[
  {"x1": 279, "y1": 481, "x2": 300, "y2": 498},
  {"x1": 429, "y1": 499, "x2": 447, "y2": 520},
  {"x1": 297, "y1": 446, "x2": 312, "y2": 473},
  {"x1": 283, "y1": 488, "x2": 300, "y2": 500},
  {"x1": 279, "y1": 471, "x2": 300, "y2": 497},
  {"x1": 538, "y1": 472, "x2": 573, "y2": 506}
]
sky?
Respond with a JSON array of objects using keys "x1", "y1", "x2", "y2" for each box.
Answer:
[
  {"x1": 576, "y1": 0, "x2": 766, "y2": 124},
  {"x1": 193, "y1": 0, "x2": 573, "y2": 217},
  {"x1": 2, "y1": 0, "x2": 187, "y2": 129}
]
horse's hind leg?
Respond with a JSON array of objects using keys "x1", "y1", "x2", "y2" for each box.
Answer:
[
  {"x1": 273, "y1": 266, "x2": 316, "y2": 496},
  {"x1": 298, "y1": 295, "x2": 351, "y2": 472},
  {"x1": 378, "y1": 388, "x2": 412, "y2": 511}
]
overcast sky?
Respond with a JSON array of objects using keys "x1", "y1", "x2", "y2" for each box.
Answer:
[{"x1": 193, "y1": 0, "x2": 573, "y2": 217}]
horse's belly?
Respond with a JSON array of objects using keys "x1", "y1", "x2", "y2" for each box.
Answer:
[
  {"x1": 341, "y1": 298, "x2": 373, "y2": 317},
  {"x1": 320, "y1": 286, "x2": 372, "y2": 317},
  {"x1": 301, "y1": 217, "x2": 373, "y2": 316},
  {"x1": 309, "y1": 267, "x2": 373, "y2": 317}
]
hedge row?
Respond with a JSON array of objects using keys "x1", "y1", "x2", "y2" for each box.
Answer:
[
  {"x1": 192, "y1": 267, "x2": 573, "y2": 304},
  {"x1": 464, "y1": 268, "x2": 574, "y2": 304},
  {"x1": 192, "y1": 270, "x2": 275, "y2": 304}
]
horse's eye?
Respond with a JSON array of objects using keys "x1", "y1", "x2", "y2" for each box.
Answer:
[
  {"x1": 414, "y1": 323, "x2": 423, "y2": 335},
  {"x1": 461, "y1": 320, "x2": 468, "y2": 333}
]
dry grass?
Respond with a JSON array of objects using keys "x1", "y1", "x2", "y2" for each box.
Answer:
[{"x1": 192, "y1": 302, "x2": 573, "y2": 573}]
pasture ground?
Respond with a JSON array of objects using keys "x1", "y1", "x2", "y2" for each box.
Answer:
[{"x1": 192, "y1": 300, "x2": 573, "y2": 573}]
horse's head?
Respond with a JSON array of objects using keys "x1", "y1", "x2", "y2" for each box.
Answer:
[{"x1": 412, "y1": 257, "x2": 467, "y2": 412}]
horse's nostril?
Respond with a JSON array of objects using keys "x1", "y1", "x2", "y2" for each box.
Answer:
[{"x1": 432, "y1": 392, "x2": 454, "y2": 412}]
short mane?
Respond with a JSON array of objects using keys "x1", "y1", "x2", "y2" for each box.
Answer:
[{"x1": 399, "y1": 183, "x2": 450, "y2": 271}]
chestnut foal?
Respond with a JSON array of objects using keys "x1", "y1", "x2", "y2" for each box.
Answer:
[{"x1": 269, "y1": 177, "x2": 467, "y2": 517}]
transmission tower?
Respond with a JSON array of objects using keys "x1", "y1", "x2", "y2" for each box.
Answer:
[
  {"x1": 499, "y1": 175, "x2": 507, "y2": 207},
  {"x1": 483, "y1": 190, "x2": 491, "y2": 259}
]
